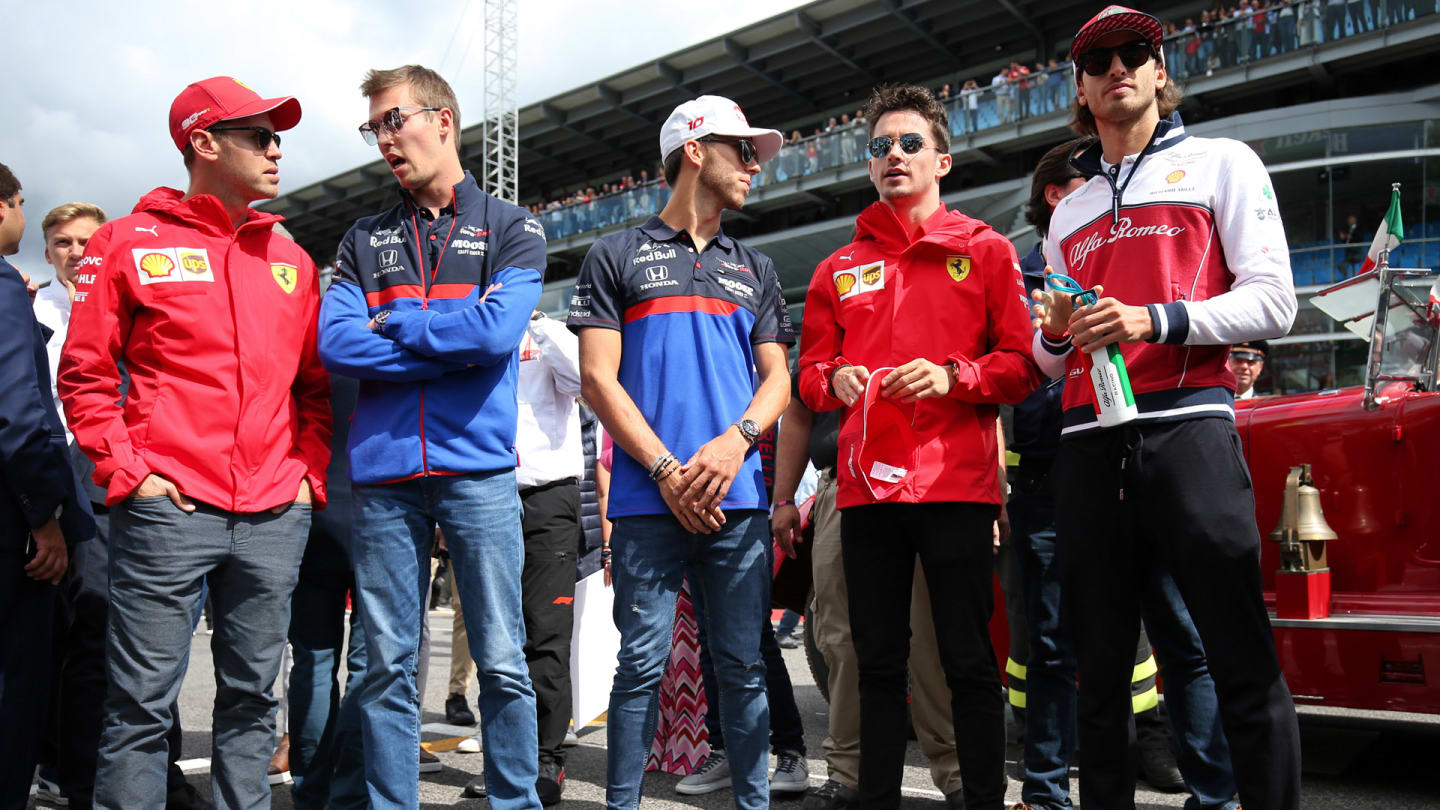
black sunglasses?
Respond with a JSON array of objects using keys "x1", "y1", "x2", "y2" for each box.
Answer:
[
  {"x1": 1078, "y1": 40, "x2": 1155, "y2": 77},
  {"x1": 867, "y1": 133, "x2": 930, "y2": 159},
  {"x1": 208, "y1": 125, "x2": 281, "y2": 151},
  {"x1": 699, "y1": 136, "x2": 757, "y2": 165}
]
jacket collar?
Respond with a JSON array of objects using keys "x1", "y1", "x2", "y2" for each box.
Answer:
[
  {"x1": 1070, "y1": 111, "x2": 1188, "y2": 177},
  {"x1": 637, "y1": 215, "x2": 735, "y2": 252},
  {"x1": 133, "y1": 187, "x2": 284, "y2": 237},
  {"x1": 854, "y1": 200, "x2": 983, "y2": 251},
  {"x1": 400, "y1": 170, "x2": 485, "y2": 218}
]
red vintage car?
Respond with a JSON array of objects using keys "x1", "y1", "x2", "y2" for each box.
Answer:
[{"x1": 787, "y1": 263, "x2": 1440, "y2": 715}]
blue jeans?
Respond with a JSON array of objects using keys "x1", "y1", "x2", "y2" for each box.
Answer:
[
  {"x1": 322, "y1": 603, "x2": 370, "y2": 810},
  {"x1": 606, "y1": 511, "x2": 771, "y2": 810},
  {"x1": 1143, "y1": 566, "x2": 1240, "y2": 810},
  {"x1": 1011, "y1": 487, "x2": 1076, "y2": 810},
  {"x1": 95, "y1": 497, "x2": 310, "y2": 810},
  {"x1": 691, "y1": 568, "x2": 806, "y2": 755},
  {"x1": 351, "y1": 470, "x2": 538, "y2": 810}
]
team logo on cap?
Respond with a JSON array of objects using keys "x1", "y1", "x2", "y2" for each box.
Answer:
[
  {"x1": 272, "y1": 263, "x2": 299, "y2": 294},
  {"x1": 180, "y1": 108, "x2": 210, "y2": 130},
  {"x1": 946, "y1": 255, "x2": 971, "y2": 283}
]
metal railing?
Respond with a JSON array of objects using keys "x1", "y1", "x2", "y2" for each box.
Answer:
[{"x1": 531, "y1": 0, "x2": 1436, "y2": 243}]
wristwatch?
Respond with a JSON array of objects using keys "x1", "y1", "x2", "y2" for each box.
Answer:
[
  {"x1": 733, "y1": 418, "x2": 761, "y2": 446},
  {"x1": 373, "y1": 309, "x2": 393, "y2": 333}
]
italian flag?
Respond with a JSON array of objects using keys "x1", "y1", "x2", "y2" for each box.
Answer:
[{"x1": 1359, "y1": 185, "x2": 1404, "y2": 274}]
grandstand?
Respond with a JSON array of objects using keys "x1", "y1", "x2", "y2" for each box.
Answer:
[{"x1": 263, "y1": 0, "x2": 1440, "y2": 395}]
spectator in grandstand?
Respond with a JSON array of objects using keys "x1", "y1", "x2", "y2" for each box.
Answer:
[
  {"x1": 317, "y1": 63, "x2": 543, "y2": 809},
  {"x1": 993, "y1": 67, "x2": 1014, "y2": 123},
  {"x1": 1346, "y1": 0, "x2": 1368, "y2": 34},
  {"x1": 1032, "y1": 6, "x2": 1299, "y2": 808},
  {"x1": 960, "y1": 79, "x2": 983, "y2": 133},
  {"x1": 798, "y1": 83, "x2": 1039, "y2": 810},
  {"x1": 1325, "y1": 0, "x2": 1348, "y2": 41},
  {"x1": 1275, "y1": 0, "x2": 1299, "y2": 52},
  {"x1": 1010, "y1": 60, "x2": 1033, "y2": 118},
  {"x1": 569, "y1": 94, "x2": 792, "y2": 810},
  {"x1": 59, "y1": 77, "x2": 330, "y2": 809}
]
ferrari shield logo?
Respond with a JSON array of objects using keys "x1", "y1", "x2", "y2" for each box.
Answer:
[
  {"x1": 946, "y1": 255, "x2": 971, "y2": 283},
  {"x1": 271, "y1": 263, "x2": 298, "y2": 294}
]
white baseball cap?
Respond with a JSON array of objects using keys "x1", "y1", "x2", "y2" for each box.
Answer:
[{"x1": 659, "y1": 95, "x2": 784, "y2": 166}]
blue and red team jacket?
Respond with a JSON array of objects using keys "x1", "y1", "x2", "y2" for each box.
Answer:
[{"x1": 317, "y1": 172, "x2": 544, "y2": 485}]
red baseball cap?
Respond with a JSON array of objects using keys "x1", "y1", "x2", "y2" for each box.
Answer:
[
  {"x1": 843, "y1": 368, "x2": 918, "y2": 502},
  {"x1": 169, "y1": 76, "x2": 302, "y2": 152},
  {"x1": 1069, "y1": 5, "x2": 1165, "y2": 63}
]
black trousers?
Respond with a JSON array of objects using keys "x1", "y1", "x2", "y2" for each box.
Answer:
[
  {"x1": 520, "y1": 480, "x2": 581, "y2": 763},
  {"x1": 1056, "y1": 417, "x2": 1301, "y2": 810},
  {"x1": 841, "y1": 501, "x2": 1004, "y2": 810},
  {"x1": 0, "y1": 546, "x2": 56, "y2": 809}
]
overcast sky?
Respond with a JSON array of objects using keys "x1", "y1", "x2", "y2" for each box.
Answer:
[{"x1": 4, "y1": 0, "x2": 809, "y2": 283}]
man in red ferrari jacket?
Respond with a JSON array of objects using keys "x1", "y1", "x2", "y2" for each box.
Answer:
[
  {"x1": 58, "y1": 76, "x2": 331, "y2": 810},
  {"x1": 797, "y1": 84, "x2": 1040, "y2": 810}
]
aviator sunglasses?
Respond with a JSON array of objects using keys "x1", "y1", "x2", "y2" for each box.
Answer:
[
  {"x1": 358, "y1": 105, "x2": 442, "y2": 145},
  {"x1": 208, "y1": 125, "x2": 281, "y2": 150},
  {"x1": 698, "y1": 135, "x2": 758, "y2": 165},
  {"x1": 1078, "y1": 40, "x2": 1155, "y2": 77},
  {"x1": 867, "y1": 133, "x2": 932, "y2": 159}
]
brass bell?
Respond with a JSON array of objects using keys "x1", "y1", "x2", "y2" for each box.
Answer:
[{"x1": 1271, "y1": 464, "x2": 1337, "y2": 573}]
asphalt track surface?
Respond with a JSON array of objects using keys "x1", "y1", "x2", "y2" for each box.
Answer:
[{"x1": 37, "y1": 609, "x2": 1439, "y2": 809}]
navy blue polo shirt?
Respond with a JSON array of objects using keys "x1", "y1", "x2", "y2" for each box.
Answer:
[{"x1": 568, "y1": 216, "x2": 794, "y2": 518}]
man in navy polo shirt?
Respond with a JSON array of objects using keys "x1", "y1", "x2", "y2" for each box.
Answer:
[{"x1": 570, "y1": 95, "x2": 793, "y2": 810}]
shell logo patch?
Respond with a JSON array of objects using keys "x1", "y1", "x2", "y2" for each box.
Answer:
[
  {"x1": 834, "y1": 261, "x2": 884, "y2": 301},
  {"x1": 271, "y1": 263, "x2": 298, "y2": 294},
  {"x1": 139, "y1": 252, "x2": 175, "y2": 279},
  {"x1": 1166, "y1": 169, "x2": 1186, "y2": 184},
  {"x1": 946, "y1": 255, "x2": 971, "y2": 283}
]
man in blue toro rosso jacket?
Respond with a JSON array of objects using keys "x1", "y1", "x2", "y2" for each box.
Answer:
[{"x1": 317, "y1": 65, "x2": 544, "y2": 810}]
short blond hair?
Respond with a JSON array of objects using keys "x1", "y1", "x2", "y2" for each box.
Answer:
[
  {"x1": 42, "y1": 202, "x2": 107, "y2": 240},
  {"x1": 360, "y1": 65, "x2": 462, "y2": 150}
]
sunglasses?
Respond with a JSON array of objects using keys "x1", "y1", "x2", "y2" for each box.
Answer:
[
  {"x1": 1078, "y1": 40, "x2": 1156, "y2": 77},
  {"x1": 867, "y1": 133, "x2": 931, "y2": 159},
  {"x1": 208, "y1": 125, "x2": 281, "y2": 151},
  {"x1": 358, "y1": 106, "x2": 442, "y2": 146},
  {"x1": 699, "y1": 136, "x2": 758, "y2": 165}
]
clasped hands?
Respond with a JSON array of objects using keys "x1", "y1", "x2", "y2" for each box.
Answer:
[{"x1": 658, "y1": 427, "x2": 751, "y2": 535}]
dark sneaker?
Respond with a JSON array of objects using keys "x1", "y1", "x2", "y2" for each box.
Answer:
[
  {"x1": 1138, "y1": 742, "x2": 1186, "y2": 793},
  {"x1": 802, "y1": 779, "x2": 859, "y2": 810},
  {"x1": 675, "y1": 749, "x2": 730, "y2": 795},
  {"x1": 35, "y1": 766, "x2": 69, "y2": 806},
  {"x1": 446, "y1": 692, "x2": 477, "y2": 726},
  {"x1": 166, "y1": 782, "x2": 214, "y2": 810},
  {"x1": 462, "y1": 773, "x2": 487, "y2": 798},
  {"x1": 777, "y1": 632, "x2": 802, "y2": 649},
  {"x1": 536, "y1": 759, "x2": 565, "y2": 806},
  {"x1": 945, "y1": 788, "x2": 966, "y2": 809}
]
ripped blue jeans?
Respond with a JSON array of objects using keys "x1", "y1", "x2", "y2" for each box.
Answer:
[{"x1": 604, "y1": 510, "x2": 771, "y2": 810}]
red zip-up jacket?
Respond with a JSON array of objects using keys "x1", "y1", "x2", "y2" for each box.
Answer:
[
  {"x1": 798, "y1": 202, "x2": 1040, "y2": 509},
  {"x1": 58, "y1": 188, "x2": 331, "y2": 511}
]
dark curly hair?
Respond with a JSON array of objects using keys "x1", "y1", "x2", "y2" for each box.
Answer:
[
  {"x1": 0, "y1": 163, "x2": 19, "y2": 203},
  {"x1": 864, "y1": 83, "x2": 950, "y2": 154},
  {"x1": 1025, "y1": 137, "x2": 1097, "y2": 237}
]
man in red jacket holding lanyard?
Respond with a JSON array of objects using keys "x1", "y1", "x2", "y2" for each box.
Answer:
[
  {"x1": 59, "y1": 76, "x2": 331, "y2": 810},
  {"x1": 797, "y1": 84, "x2": 1040, "y2": 810}
]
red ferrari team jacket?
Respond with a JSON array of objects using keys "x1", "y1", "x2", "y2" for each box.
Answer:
[
  {"x1": 58, "y1": 188, "x2": 331, "y2": 512},
  {"x1": 798, "y1": 202, "x2": 1040, "y2": 509}
]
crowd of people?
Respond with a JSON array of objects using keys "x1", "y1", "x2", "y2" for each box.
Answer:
[{"x1": 3, "y1": 5, "x2": 1317, "y2": 810}]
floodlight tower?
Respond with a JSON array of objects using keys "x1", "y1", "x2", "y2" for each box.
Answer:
[{"x1": 482, "y1": 0, "x2": 518, "y2": 203}]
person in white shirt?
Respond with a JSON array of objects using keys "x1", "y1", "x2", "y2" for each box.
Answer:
[
  {"x1": 31, "y1": 202, "x2": 106, "y2": 443},
  {"x1": 1228, "y1": 340, "x2": 1268, "y2": 399},
  {"x1": 458, "y1": 309, "x2": 583, "y2": 805}
]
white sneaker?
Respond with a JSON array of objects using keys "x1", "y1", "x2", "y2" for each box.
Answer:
[
  {"x1": 675, "y1": 749, "x2": 731, "y2": 795},
  {"x1": 457, "y1": 732, "x2": 481, "y2": 753},
  {"x1": 771, "y1": 750, "x2": 809, "y2": 794}
]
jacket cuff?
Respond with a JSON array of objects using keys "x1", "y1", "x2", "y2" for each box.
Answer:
[
  {"x1": 305, "y1": 470, "x2": 328, "y2": 510},
  {"x1": 1146, "y1": 302, "x2": 1190, "y2": 345},
  {"x1": 819, "y1": 357, "x2": 852, "y2": 403},
  {"x1": 944, "y1": 353, "x2": 980, "y2": 398},
  {"x1": 1038, "y1": 330, "x2": 1072, "y2": 356},
  {"x1": 102, "y1": 463, "x2": 150, "y2": 507},
  {"x1": 18, "y1": 490, "x2": 64, "y2": 531}
]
